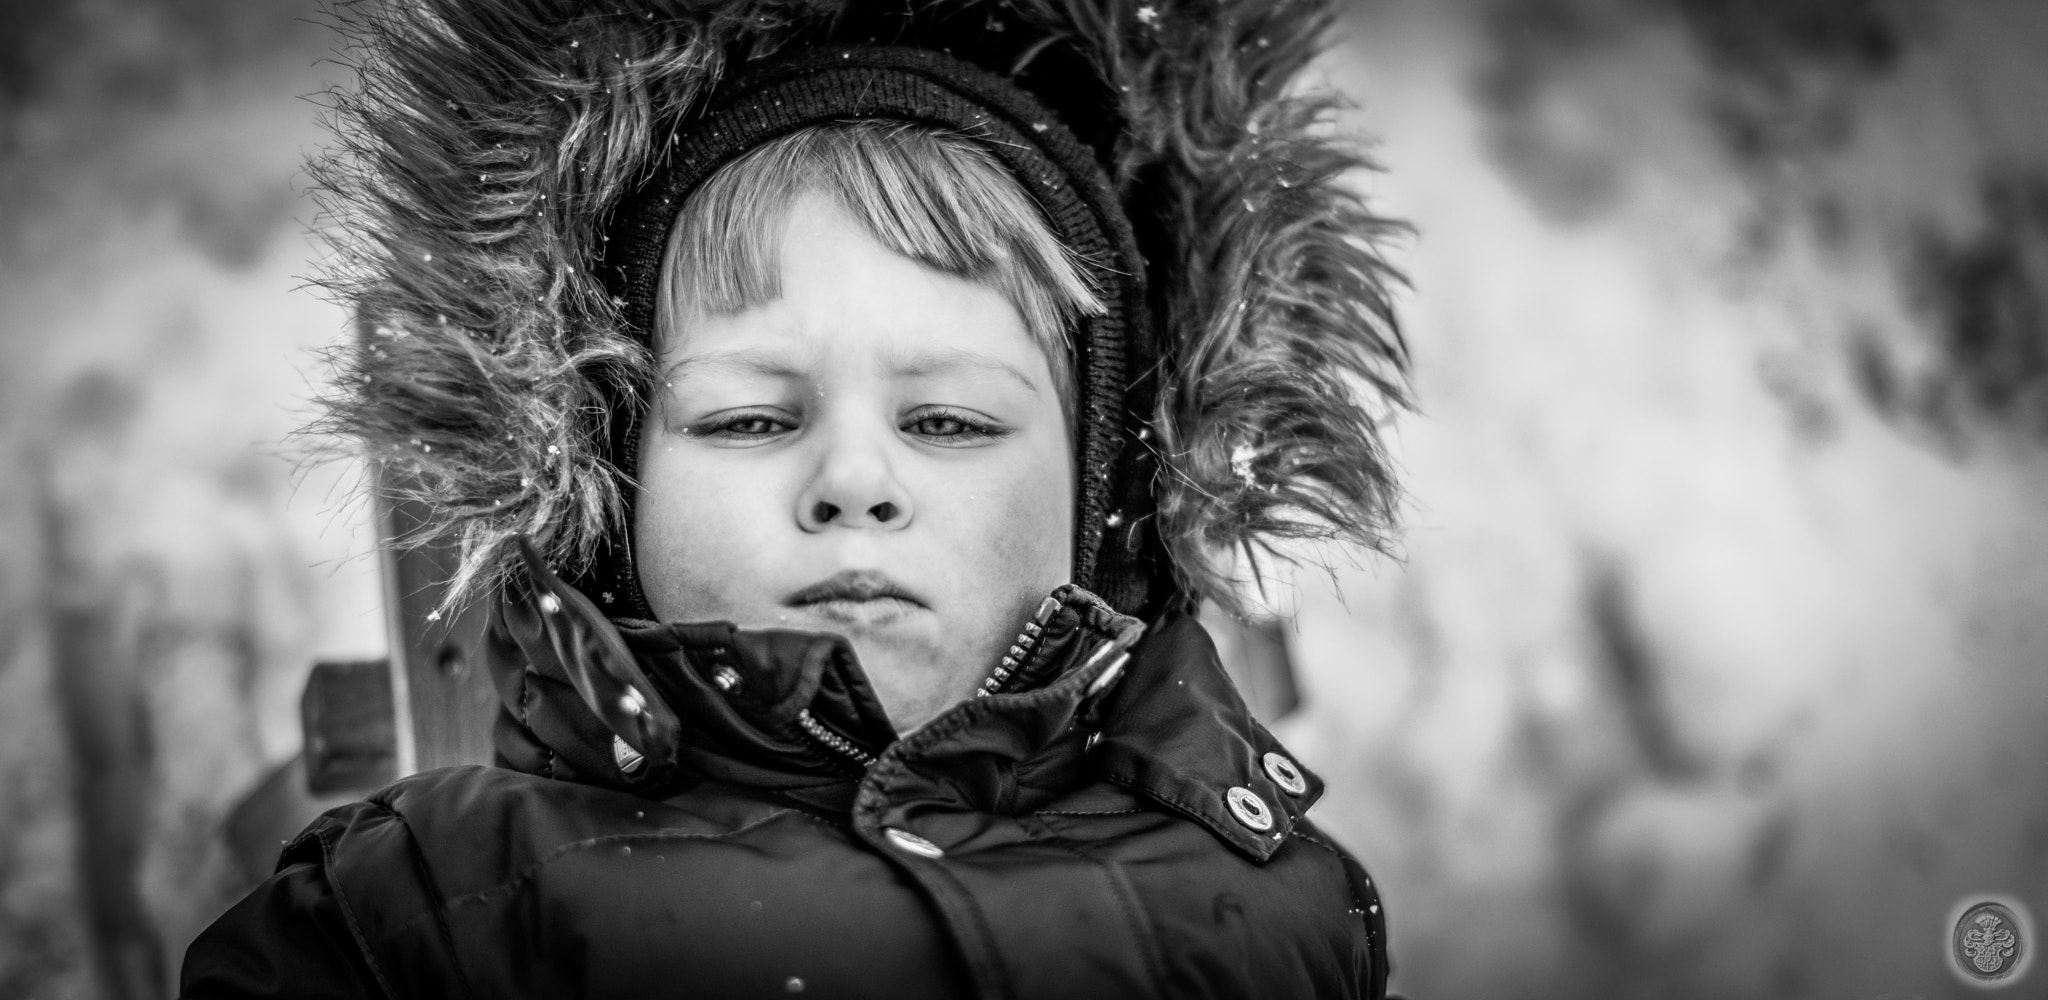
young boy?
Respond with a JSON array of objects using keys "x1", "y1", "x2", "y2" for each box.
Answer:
[{"x1": 183, "y1": 1, "x2": 1409, "y2": 997}]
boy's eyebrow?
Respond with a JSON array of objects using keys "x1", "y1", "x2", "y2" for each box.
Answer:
[
  {"x1": 664, "y1": 346, "x2": 1041, "y2": 394},
  {"x1": 888, "y1": 347, "x2": 1040, "y2": 394},
  {"x1": 660, "y1": 348, "x2": 810, "y2": 383}
]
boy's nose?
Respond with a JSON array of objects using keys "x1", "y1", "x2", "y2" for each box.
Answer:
[
  {"x1": 805, "y1": 498, "x2": 901, "y2": 527},
  {"x1": 796, "y1": 442, "x2": 913, "y2": 532}
]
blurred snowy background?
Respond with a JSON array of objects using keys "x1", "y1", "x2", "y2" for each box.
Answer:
[{"x1": 2, "y1": 1, "x2": 2045, "y2": 998}]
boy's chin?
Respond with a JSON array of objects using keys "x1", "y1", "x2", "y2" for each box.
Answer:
[{"x1": 757, "y1": 604, "x2": 1002, "y2": 724}]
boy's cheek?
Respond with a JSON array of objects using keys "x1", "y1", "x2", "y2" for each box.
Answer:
[
  {"x1": 945, "y1": 465, "x2": 1074, "y2": 582},
  {"x1": 975, "y1": 433, "x2": 1076, "y2": 578},
  {"x1": 635, "y1": 461, "x2": 794, "y2": 612}
]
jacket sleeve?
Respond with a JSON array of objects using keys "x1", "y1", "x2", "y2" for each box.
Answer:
[{"x1": 180, "y1": 856, "x2": 388, "y2": 1000}]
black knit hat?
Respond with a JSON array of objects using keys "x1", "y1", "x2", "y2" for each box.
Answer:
[{"x1": 314, "y1": 0, "x2": 1409, "y2": 620}]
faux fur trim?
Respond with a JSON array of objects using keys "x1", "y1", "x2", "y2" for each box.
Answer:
[
  {"x1": 1066, "y1": 0, "x2": 1413, "y2": 607},
  {"x1": 311, "y1": 0, "x2": 1409, "y2": 616}
]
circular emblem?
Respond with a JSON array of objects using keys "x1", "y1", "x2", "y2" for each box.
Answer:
[{"x1": 1950, "y1": 898, "x2": 2030, "y2": 986}]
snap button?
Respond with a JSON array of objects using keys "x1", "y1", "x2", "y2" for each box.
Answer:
[
  {"x1": 711, "y1": 665, "x2": 741, "y2": 693},
  {"x1": 612, "y1": 735, "x2": 645, "y2": 775},
  {"x1": 1262, "y1": 752, "x2": 1307, "y2": 796},
  {"x1": 883, "y1": 827, "x2": 944, "y2": 859},
  {"x1": 1226, "y1": 786, "x2": 1274, "y2": 832}
]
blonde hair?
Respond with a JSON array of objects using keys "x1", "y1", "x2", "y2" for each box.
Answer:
[{"x1": 655, "y1": 120, "x2": 1102, "y2": 419}]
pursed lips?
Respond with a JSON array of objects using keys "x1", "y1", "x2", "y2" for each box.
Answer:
[{"x1": 785, "y1": 570, "x2": 927, "y2": 626}]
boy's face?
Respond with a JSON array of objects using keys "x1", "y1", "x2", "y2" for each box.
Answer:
[{"x1": 637, "y1": 191, "x2": 1075, "y2": 733}]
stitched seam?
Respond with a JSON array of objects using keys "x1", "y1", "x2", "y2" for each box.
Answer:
[
  {"x1": 434, "y1": 807, "x2": 799, "y2": 913},
  {"x1": 1099, "y1": 863, "x2": 1168, "y2": 999},
  {"x1": 380, "y1": 802, "x2": 481, "y2": 1000},
  {"x1": 1292, "y1": 828, "x2": 1366, "y2": 912},
  {"x1": 1103, "y1": 771, "x2": 1269, "y2": 858},
  {"x1": 891, "y1": 697, "x2": 987, "y2": 757},
  {"x1": 1292, "y1": 827, "x2": 1339, "y2": 856},
  {"x1": 310, "y1": 825, "x2": 401, "y2": 1000},
  {"x1": 1025, "y1": 821, "x2": 1168, "y2": 998},
  {"x1": 919, "y1": 861, "x2": 1014, "y2": 1000},
  {"x1": 1294, "y1": 822, "x2": 1387, "y2": 991},
  {"x1": 787, "y1": 808, "x2": 854, "y2": 832},
  {"x1": 1029, "y1": 808, "x2": 1144, "y2": 817},
  {"x1": 1106, "y1": 772, "x2": 1202, "y2": 817},
  {"x1": 1113, "y1": 753, "x2": 1305, "y2": 823}
]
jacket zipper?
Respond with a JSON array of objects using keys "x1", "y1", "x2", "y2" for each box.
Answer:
[
  {"x1": 794, "y1": 708, "x2": 876, "y2": 770},
  {"x1": 976, "y1": 593, "x2": 1063, "y2": 698},
  {"x1": 793, "y1": 591, "x2": 1067, "y2": 771}
]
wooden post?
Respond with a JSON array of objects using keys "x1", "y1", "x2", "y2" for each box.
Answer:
[
  {"x1": 374, "y1": 491, "x2": 500, "y2": 774},
  {"x1": 234, "y1": 494, "x2": 496, "y2": 880}
]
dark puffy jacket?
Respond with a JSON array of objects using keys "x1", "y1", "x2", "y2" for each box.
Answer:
[{"x1": 182, "y1": 587, "x2": 1391, "y2": 999}]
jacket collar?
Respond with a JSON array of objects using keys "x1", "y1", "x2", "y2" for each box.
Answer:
[{"x1": 486, "y1": 578, "x2": 1321, "y2": 862}]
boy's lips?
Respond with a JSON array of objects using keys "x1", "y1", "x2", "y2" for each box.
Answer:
[{"x1": 785, "y1": 571, "x2": 928, "y2": 626}]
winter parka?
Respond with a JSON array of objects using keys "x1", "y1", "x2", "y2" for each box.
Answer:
[{"x1": 182, "y1": 584, "x2": 1390, "y2": 999}]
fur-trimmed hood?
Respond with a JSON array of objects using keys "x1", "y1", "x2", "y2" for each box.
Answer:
[{"x1": 313, "y1": 0, "x2": 1409, "y2": 617}]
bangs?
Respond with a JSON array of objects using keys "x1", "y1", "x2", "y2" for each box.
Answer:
[{"x1": 656, "y1": 121, "x2": 1102, "y2": 412}]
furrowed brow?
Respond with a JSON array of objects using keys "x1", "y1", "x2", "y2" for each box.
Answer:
[
  {"x1": 888, "y1": 347, "x2": 1040, "y2": 394},
  {"x1": 660, "y1": 348, "x2": 812, "y2": 384}
]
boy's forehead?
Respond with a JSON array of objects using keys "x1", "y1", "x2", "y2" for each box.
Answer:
[{"x1": 659, "y1": 202, "x2": 1051, "y2": 392}]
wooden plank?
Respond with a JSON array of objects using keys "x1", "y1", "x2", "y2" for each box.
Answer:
[{"x1": 300, "y1": 658, "x2": 397, "y2": 793}]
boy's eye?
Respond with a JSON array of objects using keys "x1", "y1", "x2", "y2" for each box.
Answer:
[
  {"x1": 724, "y1": 416, "x2": 780, "y2": 435},
  {"x1": 688, "y1": 411, "x2": 793, "y2": 441},
  {"x1": 911, "y1": 415, "x2": 969, "y2": 436},
  {"x1": 904, "y1": 408, "x2": 1007, "y2": 443}
]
